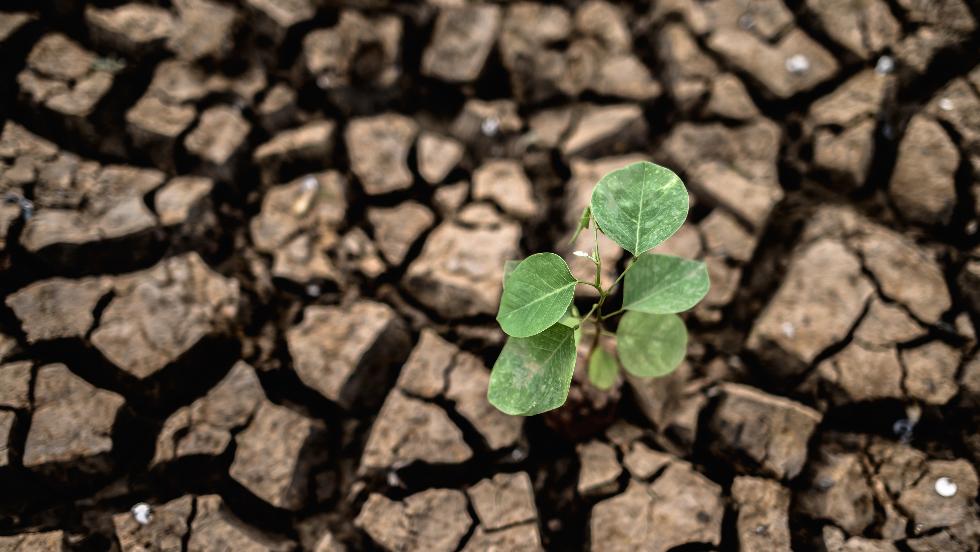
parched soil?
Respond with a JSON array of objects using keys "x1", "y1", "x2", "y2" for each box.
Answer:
[{"x1": 0, "y1": 1, "x2": 979, "y2": 551}]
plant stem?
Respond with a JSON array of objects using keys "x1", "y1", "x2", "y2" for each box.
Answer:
[
  {"x1": 605, "y1": 256, "x2": 637, "y2": 295},
  {"x1": 603, "y1": 308, "x2": 625, "y2": 318}
]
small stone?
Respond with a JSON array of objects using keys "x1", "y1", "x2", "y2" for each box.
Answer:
[
  {"x1": 902, "y1": 341, "x2": 961, "y2": 405},
  {"x1": 784, "y1": 54, "x2": 810, "y2": 74},
  {"x1": 396, "y1": 329, "x2": 456, "y2": 399},
  {"x1": 705, "y1": 73, "x2": 759, "y2": 120},
  {"x1": 962, "y1": 260, "x2": 980, "y2": 317},
  {"x1": 817, "y1": 341, "x2": 904, "y2": 403},
  {"x1": 154, "y1": 176, "x2": 214, "y2": 227},
  {"x1": 461, "y1": 524, "x2": 543, "y2": 551},
  {"x1": 853, "y1": 298, "x2": 923, "y2": 348},
  {"x1": 23, "y1": 363, "x2": 125, "y2": 475},
  {"x1": 85, "y1": 4, "x2": 174, "y2": 56},
  {"x1": 152, "y1": 361, "x2": 265, "y2": 465},
  {"x1": 287, "y1": 301, "x2": 409, "y2": 409},
  {"x1": 357, "y1": 489, "x2": 471, "y2": 552},
  {"x1": 889, "y1": 114, "x2": 959, "y2": 226},
  {"x1": 657, "y1": 23, "x2": 718, "y2": 110},
  {"x1": 577, "y1": 440, "x2": 622, "y2": 496},
  {"x1": 813, "y1": 120, "x2": 877, "y2": 187},
  {"x1": 707, "y1": 28, "x2": 838, "y2": 98},
  {"x1": 451, "y1": 99, "x2": 522, "y2": 143},
  {"x1": 0, "y1": 410, "x2": 14, "y2": 468},
  {"x1": 432, "y1": 181, "x2": 469, "y2": 218},
  {"x1": 625, "y1": 362, "x2": 703, "y2": 447},
  {"x1": 405, "y1": 214, "x2": 521, "y2": 319},
  {"x1": 417, "y1": 132, "x2": 463, "y2": 185},
  {"x1": 701, "y1": 209, "x2": 757, "y2": 263},
  {"x1": 853, "y1": 225, "x2": 951, "y2": 323},
  {"x1": 664, "y1": 120, "x2": 782, "y2": 229},
  {"x1": 249, "y1": 171, "x2": 346, "y2": 249},
  {"x1": 346, "y1": 113, "x2": 418, "y2": 195},
  {"x1": 0, "y1": 361, "x2": 31, "y2": 410},
  {"x1": 561, "y1": 104, "x2": 647, "y2": 158},
  {"x1": 168, "y1": 0, "x2": 237, "y2": 61},
  {"x1": 367, "y1": 202, "x2": 435, "y2": 266},
  {"x1": 472, "y1": 159, "x2": 538, "y2": 220},
  {"x1": 245, "y1": 0, "x2": 314, "y2": 44},
  {"x1": 360, "y1": 390, "x2": 472, "y2": 473},
  {"x1": 876, "y1": 56, "x2": 896, "y2": 74},
  {"x1": 806, "y1": 0, "x2": 900, "y2": 60},
  {"x1": 230, "y1": 401, "x2": 324, "y2": 510},
  {"x1": 732, "y1": 476, "x2": 792, "y2": 552},
  {"x1": 130, "y1": 502, "x2": 152, "y2": 525},
  {"x1": 0, "y1": 12, "x2": 34, "y2": 44},
  {"x1": 797, "y1": 448, "x2": 875, "y2": 535},
  {"x1": 113, "y1": 496, "x2": 192, "y2": 551},
  {"x1": 21, "y1": 164, "x2": 164, "y2": 257},
  {"x1": 91, "y1": 254, "x2": 239, "y2": 379},
  {"x1": 422, "y1": 4, "x2": 502, "y2": 83},
  {"x1": 898, "y1": 459, "x2": 978, "y2": 532},
  {"x1": 935, "y1": 476, "x2": 958, "y2": 497},
  {"x1": 184, "y1": 105, "x2": 250, "y2": 179},
  {"x1": 253, "y1": 121, "x2": 336, "y2": 184},
  {"x1": 747, "y1": 239, "x2": 873, "y2": 375},
  {"x1": 126, "y1": 95, "x2": 197, "y2": 167},
  {"x1": 467, "y1": 472, "x2": 538, "y2": 530},
  {"x1": 302, "y1": 11, "x2": 402, "y2": 92},
  {"x1": 6, "y1": 277, "x2": 112, "y2": 343},
  {"x1": 0, "y1": 531, "x2": 66, "y2": 551},
  {"x1": 445, "y1": 352, "x2": 523, "y2": 450},
  {"x1": 256, "y1": 83, "x2": 296, "y2": 132},
  {"x1": 590, "y1": 463, "x2": 723, "y2": 552},
  {"x1": 822, "y1": 526, "x2": 900, "y2": 552},
  {"x1": 623, "y1": 442, "x2": 674, "y2": 480},
  {"x1": 189, "y1": 494, "x2": 294, "y2": 551},
  {"x1": 709, "y1": 383, "x2": 822, "y2": 479}
]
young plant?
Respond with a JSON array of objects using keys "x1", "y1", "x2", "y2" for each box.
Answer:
[{"x1": 487, "y1": 161, "x2": 709, "y2": 416}]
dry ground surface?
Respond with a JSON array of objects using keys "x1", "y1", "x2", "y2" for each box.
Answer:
[{"x1": 0, "y1": 0, "x2": 979, "y2": 550}]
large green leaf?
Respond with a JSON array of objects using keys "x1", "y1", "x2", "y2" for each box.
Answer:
[
  {"x1": 497, "y1": 253, "x2": 578, "y2": 338},
  {"x1": 616, "y1": 311, "x2": 687, "y2": 378},
  {"x1": 589, "y1": 161, "x2": 689, "y2": 256},
  {"x1": 623, "y1": 254, "x2": 709, "y2": 314},
  {"x1": 588, "y1": 347, "x2": 619, "y2": 390},
  {"x1": 488, "y1": 323, "x2": 579, "y2": 416}
]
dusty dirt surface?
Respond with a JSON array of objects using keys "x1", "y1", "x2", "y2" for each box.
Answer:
[{"x1": 0, "y1": 1, "x2": 978, "y2": 551}]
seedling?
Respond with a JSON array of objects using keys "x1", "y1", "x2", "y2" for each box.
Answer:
[{"x1": 488, "y1": 161, "x2": 709, "y2": 416}]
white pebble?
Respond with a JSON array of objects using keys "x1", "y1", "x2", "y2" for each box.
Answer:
[
  {"x1": 302, "y1": 175, "x2": 319, "y2": 191},
  {"x1": 935, "y1": 477, "x2": 958, "y2": 497},
  {"x1": 481, "y1": 117, "x2": 500, "y2": 137},
  {"x1": 938, "y1": 98, "x2": 955, "y2": 111},
  {"x1": 875, "y1": 56, "x2": 895, "y2": 75},
  {"x1": 316, "y1": 74, "x2": 331, "y2": 89},
  {"x1": 781, "y1": 321, "x2": 796, "y2": 338},
  {"x1": 785, "y1": 54, "x2": 810, "y2": 75},
  {"x1": 131, "y1": 502, "x2": 153, "y2": 525}
]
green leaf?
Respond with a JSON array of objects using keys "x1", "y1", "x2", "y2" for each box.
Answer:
[
  {"x1": 588, "y1": 347, "x2": 618, "y2": 390},
  {"x1": 488, "y1": 323, "x2": 579, "y2": 416},
  {"x1": 623, "y1": 254, "x2": 709, "y2": 314},
  {"x1": 568, "y1": 205, "x2": 591, "y2": 244},
  {"x1": 616, "y1": 311, "x2": 687, "y2": 378},
  {"x1": 497, "y1": 253, "x2": 578, "y2": 338},
  {"x1": 589, "y1": 161, "x2": 689, "y2": 256}
]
